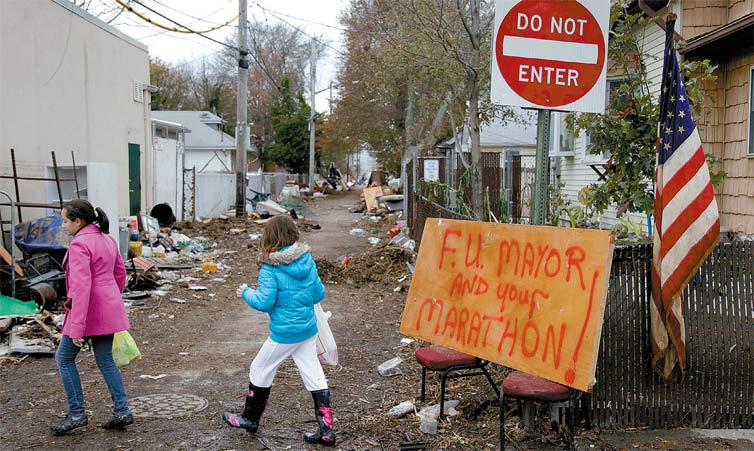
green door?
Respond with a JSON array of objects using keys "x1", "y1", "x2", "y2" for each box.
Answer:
[{"x1": 128, "y1": 143, "x2": 141, "y2": 215}]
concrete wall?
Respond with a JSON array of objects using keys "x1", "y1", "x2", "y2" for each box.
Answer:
[{"x1": 0, "y1": 0, "x2": 151, "y2": 224}]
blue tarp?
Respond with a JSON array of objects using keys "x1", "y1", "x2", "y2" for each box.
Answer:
[{"x1": 14, "y1": 216, "x2": 70, "y2": 255}]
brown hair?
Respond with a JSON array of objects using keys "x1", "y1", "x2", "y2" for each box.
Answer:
[
  {"x1": 63, "y1": 199, "x2": 110, "y2": 234},
  {"x1": 259, "y1": 215, "x2": 299, "y2": 264}
]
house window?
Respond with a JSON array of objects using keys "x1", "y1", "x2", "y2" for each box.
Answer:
[
  {"x1": 585, "y1": 78, "x2": 625, "y2": 162},
  {"x1": 749, "y1": 66, "x2": 754, "y2": 155},
  {"x1": 550, "y1": 112, "x2": 574, "y2": 154}
]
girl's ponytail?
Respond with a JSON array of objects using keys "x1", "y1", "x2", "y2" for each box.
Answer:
[{"x1": 94, "y1": 207, "x2": 110, "y2": 234}]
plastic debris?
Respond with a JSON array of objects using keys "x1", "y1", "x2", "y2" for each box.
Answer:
[
  {"x1": 377, "y1": 356, "x2": 403, "y2": 377},
  {"x1": 139, "y1": 374, "x2": 167, "y2": 380},
  {"x1": 349, "y1": 228, "x2": 365, "y2": 236},
  {"x1": 387, "y1": 400, "x2": 415, "y2": 418}
]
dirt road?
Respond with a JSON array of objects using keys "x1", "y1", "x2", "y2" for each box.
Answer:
[{"x1": 1, "y1": 189, "x2": 749, "y2": 451}]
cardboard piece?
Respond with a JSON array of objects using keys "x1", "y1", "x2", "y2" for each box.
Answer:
[
  {"x1": 399, "y1": 219, "x2": 615, "y2": 391},
  {"x1": 363, "y1": 187, "x2": 384, "y2": 212}
]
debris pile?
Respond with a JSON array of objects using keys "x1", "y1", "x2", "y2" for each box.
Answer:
[{"x1": 316, "y1": 244, "x2": 415, "y2": 287}]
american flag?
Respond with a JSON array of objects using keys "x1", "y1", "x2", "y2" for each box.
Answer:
[{"x1": 650, "y1": 19, "x2": 720, "y2": 382}]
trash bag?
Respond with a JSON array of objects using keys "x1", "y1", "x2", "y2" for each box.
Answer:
[
  {"x1": 314, "y1": 304, "x2": 338, "y2": 366},
  {"x1": 112, "y1": 331, "x2": 141, "y2": 368}
]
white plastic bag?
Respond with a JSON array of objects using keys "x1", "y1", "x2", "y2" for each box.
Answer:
[{"x1": 314, "y1": 303, "x2": 338, "y2": 366}]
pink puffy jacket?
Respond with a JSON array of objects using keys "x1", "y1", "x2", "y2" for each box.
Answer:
[{"x1": 62, "y1": 223, "x2": 129, "y2": 339}]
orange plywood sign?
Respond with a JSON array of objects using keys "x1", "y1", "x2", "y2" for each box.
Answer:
[{"x1": 400, "y1": 219, "x2": 615, "y2": 391}]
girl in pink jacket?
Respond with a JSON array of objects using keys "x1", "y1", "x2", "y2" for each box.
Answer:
[{"x1": 51, "y1": 199, "x2": 133, "y2": 435}]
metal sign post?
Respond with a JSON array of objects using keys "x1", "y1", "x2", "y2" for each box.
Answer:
[{"x1": 532, "y1": 110, "x2": 551, "y2": 225}]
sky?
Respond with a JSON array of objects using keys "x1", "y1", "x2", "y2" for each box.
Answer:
[{"x1": 106, "y1": 0, "x2": 350, "y2": 112}]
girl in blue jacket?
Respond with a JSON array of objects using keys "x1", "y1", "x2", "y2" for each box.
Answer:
[{"x1": 223, "y1": 215, "x2": 335, "y2": 446}]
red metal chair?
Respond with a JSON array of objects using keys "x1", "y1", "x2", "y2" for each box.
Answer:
[
  {"x1": 499, "y1": 370, "x2": 577, "y2": 451},
  {"x1": 414, "y1": 345, "x2": 498, "y2": 419}
]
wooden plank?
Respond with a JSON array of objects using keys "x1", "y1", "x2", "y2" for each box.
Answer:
[{"x1": 0, "y1": 246, "x2": 23, "y2": 276}]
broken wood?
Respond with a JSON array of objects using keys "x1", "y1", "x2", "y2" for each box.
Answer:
[
  {"x1": 0, "y1": 317, "x2": 12, "y2": 333},
  {"x1": 33, "y1": 315, "x2": 58, "y2": 342},
  {"x1": 0, "y1": 246, "x2": 24, "y2": 276}
]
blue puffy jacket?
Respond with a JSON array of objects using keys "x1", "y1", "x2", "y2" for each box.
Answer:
[{"x1": 241, "y1": 242, "x2": 325, "y2": 344}]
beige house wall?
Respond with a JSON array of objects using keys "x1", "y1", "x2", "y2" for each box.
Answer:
[
  {"x1": 681, "y1": 0, "x2": 753, "y2": 38},
  {"x1": 718, "y1": 53, "x2": 754, "y2": 233}
]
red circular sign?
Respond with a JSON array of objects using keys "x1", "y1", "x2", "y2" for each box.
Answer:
[{"x1": 496, "y1": 0, "x2": 605, "y2": 108}]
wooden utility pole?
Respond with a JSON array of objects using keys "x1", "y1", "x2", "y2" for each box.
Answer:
[
  {"x1": 308, "y1": 40, "x2": 317, "y2": 190},
  {"x1": 235, "y1": 0, "x2": 249, "y2": 217}
]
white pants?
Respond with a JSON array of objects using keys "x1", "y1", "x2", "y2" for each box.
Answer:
[{"x1": 249, "y1": 335, "x2": 328, "y2": 391}]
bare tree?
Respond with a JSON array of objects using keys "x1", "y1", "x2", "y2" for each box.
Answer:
[{"x1": 68, "y1": 0, "x2": 131, "y2": 24}]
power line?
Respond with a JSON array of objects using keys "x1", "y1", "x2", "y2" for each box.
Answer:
[
  {"x1": 114, "y1": 0, "x2": 239, "y2": 35},
  {"x1": 252, "y1": 3, "x2": 345, "y2": 57},
  {"x1": 147, "y1": 0, "x2": 236, "y2": 28},
  {"x1": 251, "y1": 2, "x2": 387, "y2": 37},
  {"x1": 135, "y1": 0, "x2": 285, "y2": 91}
]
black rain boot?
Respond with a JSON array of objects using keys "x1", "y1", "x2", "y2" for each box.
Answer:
[
  {"x1": 101, "y1": 412, "x2": 134, "y2": 430},
  {"x1": 50, "y1": 415, "x2": 88, "y2": 435},
  {"x1": 303, "y1": 389, "x2": 336, "y2": 447},
  {"x1": 222, "y1": 383, "x2": 270, "y2": 433}
]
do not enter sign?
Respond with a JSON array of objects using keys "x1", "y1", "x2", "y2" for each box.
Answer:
[{"x1": 491, "y1": 0, "x2": 609, "y2": 113}]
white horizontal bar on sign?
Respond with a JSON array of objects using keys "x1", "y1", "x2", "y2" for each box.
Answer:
[{"x1": 502, "y1": 36, "x2": 598, "y2": 64}]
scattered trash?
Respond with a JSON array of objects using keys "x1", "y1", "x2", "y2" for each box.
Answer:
[
  {"x1": 368, "y1": 237, "x2": 381, "y2": 246},
  {"x1": 389, "y1": 225, "x2": 402, "y2": 239},
  {"x1": 188, "y1": 285, "x2": 208, "y2": 291},
  {"x1": 416, "y1": 401, "x2": 459, "y2": 435},
  {"x1": 122, "y1": 291, "x2": 150, "y2": 300},
  {"x1": 350, "y1": 228, "x2": 365, "y2": 236},
  {"x1": 418, "y1": 400, "x2": 460, "y2": 419},
  {"x1": 179, "y1": 352, "x2": 189, "y2": 356},
  {"x1": 139, "y1": 374, "x2": 167, "y2": 380},
  {"x1": 377, "y1": 356, "x2": 403, "y2": 377},
  {"x1": 400, "y1": 337, "x2": 415, "y2": 345},
  {"x1": 176, "y1": 276, "x2": 198, "y2": 284},
  {"x1": 399, "y1": 432, "x2": 427, "y2": 451},
  {"x1": 157, "y1": 271, "x2": 180, "y2": 281},
  {"x1": 418, "y1": 414, "x2": 437, "y2": 434},
  {"x1": 201, "y1": 262, "x2": 218, "y2": 273},
  {"x1": 169, "y1": 298, "x2": 187, "y2": 304},
  {"x1": 9, "y1": 324, "x2": 55, "y2": 354},
  {"x1": 249, "y1": 233, "x2": 262, "y2": 241},
  {"x1": 390, "y1": 231, "x2": 416, "y2": 251},
  {"x1": 340, "y1": 256, "x2": 349, "y2": 267},
  {"x1": 150, "y1": 290, "x2": 168, "y2": 297},
  {"x1": 229, "y1": 228, "x2": 244, "y2": 234},
  {"x1": 387, "y1": 400, "x2": 415, "y2": 418},
  {"x1": 210, "y1": 278, "x2": 226, "y2": 282}
]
